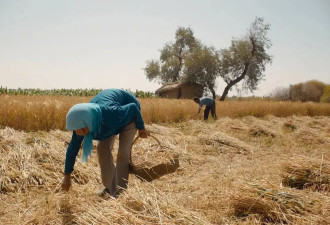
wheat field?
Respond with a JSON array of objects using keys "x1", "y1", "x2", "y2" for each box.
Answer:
[
  {"x1": 0, "y1": 96, "x2": 330, "y2": 224},
  {"x1": 0, "y1": 95, "x2": 329, "y2": 131}
]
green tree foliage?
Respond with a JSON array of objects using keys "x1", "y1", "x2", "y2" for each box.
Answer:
[
  {"x1": 218, "y1": 17, "x2": 272, "y2": 101},
  {"x1": 145, "y1": 27, "x2": 198, "y2": 83},
  {"x1": 321, "y1": 85, "x2": 330, "y2": 103},
  {"x1": 183, "y1": 46, "x2": 220, "y2": 98},
  {"x1": 0, "y1": 87, "x2": 154, "y2": 98},
  {"x1": 125, "y1": 89, "x2": 155, "y2": 98},
  {"x1": 290, "y1": 80, "x2": 325, "y2": 102},
  {"x1": 0, "y1": 87, "x2": 103, "y2": 96},
  {"x1": 144, "y1": 27, "x2": 219, "y2": 97},
  {"x1": 145, "y1": 18, "x2": 272, "y2": 100}
]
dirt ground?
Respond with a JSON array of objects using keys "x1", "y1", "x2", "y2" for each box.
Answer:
[{"x1": 1, "y1": 116, "x2": 329, "y2": 224}]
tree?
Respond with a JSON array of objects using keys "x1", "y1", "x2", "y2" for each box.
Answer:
[
  {"x1": 289, "y1": 83, "x2": 304, "y2": 101},
  {"x1": 302, "y1": 80, "x2": 325, "y2": 102},
  {"x1": 321, "y1": 85, "x2": 330, "y2": 103},
  {"x1": 145, "y1": 18, "x2": 272, "y2": 100},
  {"x1": 290, "y1": 80, "x2": 325, "y2": 102},
  {"x1": 183, "y1": 46, "x2": 220, "y2": 99},
  {"x1": 145, "y1": 27, "x2": 198, "y2": 84},
  {"x1": 144, "y1": 27, "x2": 219, "y2": 97},
  {"x1": 218, "y1": 17, "x2": 272, "y2": 101}
]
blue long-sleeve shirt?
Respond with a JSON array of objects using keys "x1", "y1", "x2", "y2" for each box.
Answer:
[
  {"x1": 64, "y1": 89, "x2": 145, "y2": 174},
  {"x1": 199, "y1": 97, "x2": 214, "y2": 107}
]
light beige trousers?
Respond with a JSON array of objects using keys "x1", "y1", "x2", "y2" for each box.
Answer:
[{"x1": 97, "y1": 122, "x2": 137, "y2": 197}]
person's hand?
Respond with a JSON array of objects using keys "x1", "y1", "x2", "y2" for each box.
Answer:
[
  {"x1": 61, "y1": 174, "x2": 71, "y2": 191},
  {"x1": 138, "y1": 129, "x2": 150, "y2": 138}
]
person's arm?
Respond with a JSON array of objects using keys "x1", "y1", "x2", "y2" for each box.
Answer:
[
  {"x1": 197, "y1": 105, "x2": 202, "y2": 113},
  {"x1": 138, "y1": 129, "x2": 150, "y2": 138},
  {"x1": 62, "y1": 131, "x2": 84, "y2": 191},
  {"x1": 197, "y1": 100, "x2": 203, "y2": 113}
]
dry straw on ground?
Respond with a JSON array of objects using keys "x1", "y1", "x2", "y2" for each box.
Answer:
[
  {"x1": 282, "y1": 157, "x2": 330, "y2": 192},
  {"x1": 229, "y1": 184, "x2": 327, "y2": 224},
  {"x1": 1, "y1": 116, "x2": 330, "y2": 224},
  {"x1": 129, "y1": 130, "x2": 180, "y2": 182}
]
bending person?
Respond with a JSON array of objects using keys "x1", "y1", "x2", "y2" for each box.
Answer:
[
  {"x1": 193, "y1": 96, "x2": 217, "y2": 120},
  {"x1": 62, "y1": 89, "x2": 149, "y2": 197}
]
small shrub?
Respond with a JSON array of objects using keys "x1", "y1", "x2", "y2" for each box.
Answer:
[{"x1": 320, "y1": 85, "x2": 330, "y2": 103}]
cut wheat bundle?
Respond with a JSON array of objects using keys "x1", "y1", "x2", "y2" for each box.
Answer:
[
  {"x1": 129, "y1": 133, "x2": 179, "y2": 182},
  {"x1": 229, "y1": 184, "x2": 323, "y2": 224},
  {"x1": 282, "y1": 157, "x2": 330, "y2": 192}
]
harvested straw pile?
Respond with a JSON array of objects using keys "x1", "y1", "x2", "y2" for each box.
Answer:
[
  {"x1": 249, "y1": 125, "x2": 278, "y2": 138},
  {"x1": 0, "y1": 126, "x2": 209, "y2": 224},
  {"x1": 283, "y1": 121, "x2": 297, "y2": 132},
  {"x1": 0, "y1": 127, "x2": 100, "y2": 193},
  {"x1": 230, "y1": 184, "x2": 325, "y2": 224},
  {"x1": 129, "y1": 133, "x2": 180, "y2": 182},
  {"x1": 198, "y1": 131, "x2": 254, "y2": 154},
  {"x1": 294, "y1": 126, "x2": 328, "y2": 145},
  {"x1": 1, "y1": 116, "x2": 330, "y2": 224},
  {"x1": 282, "y1": 158, "x2": 330, "y2": 192}
]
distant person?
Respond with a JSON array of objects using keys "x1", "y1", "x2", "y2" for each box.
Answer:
[
  {"x1": 193, "y1": 97, "x2": 217, "y2": 120},
  {"x1": 61, "y1": 89, "x2": 149, "y2": 198}
]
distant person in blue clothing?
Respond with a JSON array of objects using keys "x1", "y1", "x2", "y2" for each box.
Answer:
[
  {"x1": 61, "y1": 89, "x2": 149, "y2": 197},
  {"x1": 193, "y1": 97, "x2": 217, "y2": 120}
]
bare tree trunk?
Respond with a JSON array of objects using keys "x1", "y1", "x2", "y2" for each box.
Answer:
[
  {"x1": 210, "y1": 88, "x2": 216, "y2": 99},
  {"x1": 219, "y1": 38, "x2": 256, "y2": 101},
  {"x1": 219, "y1": 64, "x2": 249, "y2": 101},
  {"x1": 219, "y1": 85, "x2": 231, "y2": 101}
]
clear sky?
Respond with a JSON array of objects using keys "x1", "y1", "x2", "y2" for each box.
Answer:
[{"x1": 1, "y1": 0, "x2": 329, "y2": 97}]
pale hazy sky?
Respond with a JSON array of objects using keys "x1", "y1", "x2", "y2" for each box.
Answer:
[{"x1": 1, "y1": 0, "x2": 329, "y2": 96}]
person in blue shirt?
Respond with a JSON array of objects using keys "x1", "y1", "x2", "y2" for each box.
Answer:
[
  {"x1": 193, "y1": 97, "x2": 217, "y2": 120},
  {"x1": 61, "y1": 89, "x2": 149, "y2": 197}
]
